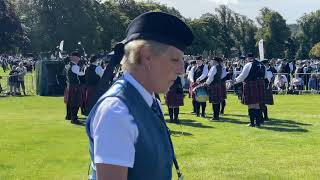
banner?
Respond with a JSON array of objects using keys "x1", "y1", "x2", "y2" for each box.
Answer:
[
  {"x1": 258, "y1": 39, "x2": 264, "y2": 61},
  {"x1": 58, "y1": 40, "x2": 64, "y2": 58}
]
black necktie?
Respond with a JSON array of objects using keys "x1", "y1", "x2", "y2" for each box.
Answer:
[
  {"x1": 151, "y1": 98, "x2": 183, "y2": 178},
  {"x1": 151, "y1": 99, "x2": 164, "y2": 121}
]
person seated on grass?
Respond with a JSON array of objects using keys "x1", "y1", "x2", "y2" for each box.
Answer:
[
  {"x1": 274, "y1": 74, "x2": 288, "y2": 92},
  {"x1": 291, "y1": 74, "x2": 304, "y2": 91}
]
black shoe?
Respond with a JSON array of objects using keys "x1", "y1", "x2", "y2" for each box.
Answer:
[
  {"x1": 65, "y1": 116, "x2": 71, "y2": 120},
  {"x1": 174, "y1": 119, "x2": 180, "y2": 124},
  {"x1": 220, "y1": 110, "x2": 224, "y2": 115},
  {"x1": 201, "y1": 114, "x2": 206, "y2": 118},
  {"x1": 247, "y1": 123, "x2": 255, "y2": 127},
  {"x1": 71, "y1": 119, "x2": 81, "y2": 124},
  {"x1": 211, "y1": 117, "x2": 219, "y2": 121},
  {"x1": 196, "y1": 113, "x2": 200, "y2": 117}
]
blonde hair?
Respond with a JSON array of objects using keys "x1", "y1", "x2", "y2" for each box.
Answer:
[{"x1": 120, "y1": 40, "x2": 170, "y2": 72}]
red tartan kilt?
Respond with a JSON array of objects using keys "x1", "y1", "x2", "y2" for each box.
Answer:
[
  {"x1": 208, "y1": 83, "x2": 224, "y2": 103},
  {"x1": 80, "y1": 85, "x2": 86, "y2": 106},
  {"x1": 189, "y1": 82, "x2": 199, "y2": 99},
  {"x1": 264, "y1": 86, "x2": 274, "y2": 105},
  {"x1": 241, "y1": 79, "x2": 265, "y2": 105},
  {"x1": 221, "y1": 82, "x2": 227, "y2": 100},
  {"x1": 64, "y1": 84, "x2": 81, "y2": 107},
  {"x1": 85, "y1": 86, "x2": 97, "y2": 107},
  {"x1": 165, "y1": 90, "x2": 184, "y2": 107}
]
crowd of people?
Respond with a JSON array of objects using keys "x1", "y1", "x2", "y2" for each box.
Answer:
[
  {"x1": 0, "y1": 54, "x2": 35, "y2": 96},
  {"x1": 2, "y1": 11, "x2": 320, "y2": 180},
  {"x1": 183, "y1": 56, "x2": 320, "y2": 94}
]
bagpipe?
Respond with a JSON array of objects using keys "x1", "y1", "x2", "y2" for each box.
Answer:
[{"x1": 85, "y1": 43, "x2": 124, "y2": 115}]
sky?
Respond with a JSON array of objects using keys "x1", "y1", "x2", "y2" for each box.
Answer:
[{"x1": 138, "y1": 0, "x2": 320, "y2": 24}]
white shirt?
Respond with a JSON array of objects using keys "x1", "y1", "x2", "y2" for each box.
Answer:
[
  {"x1": 71, "y1": 63, "x2": 85, "y2": 76},
  {"x1": 236, "y1": 62, "x2": 267, "y2": 83},
  {"x1": 289, "y1": 62, "x2": 294, "y2": 73},
  {"x1": 186, "y1": 64, "x2": 192, "y2": 74},
  {"x1": 187, "y1": 64, "x2": 209, "y2": 83},
  {"x1": 205, "y1": 66, "x2": 217, "y2": 84},
  {"x1": 90, "y1": 72, "x2": 162, "y2": 168},
  {"x1": 275, "y1": 64, "x2": 281, "y2": 72},
  {"x1": 95, "y1": 65, "x2": 104, "y2": 77},
  {"x1": 266, "y1": 70, "x2": 273, "y2": 82},
  {"x1": 235, "y1": 63, "x2": 252, "y2": 83},
  {"x1": 17, "y1": 66, "x2": 27, "y2": 76}
]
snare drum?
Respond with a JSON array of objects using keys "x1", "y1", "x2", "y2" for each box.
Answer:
[{"x1": 194, "y1": 86, "x2": 209, "y2": 102}]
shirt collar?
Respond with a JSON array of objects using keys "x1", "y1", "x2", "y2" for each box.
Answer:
[{"x1": 123, "y1": 72, "x2": 154, "y2": 107}]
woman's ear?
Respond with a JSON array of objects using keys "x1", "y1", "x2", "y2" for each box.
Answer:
[{"x1": 139, "y1": 46, "x2": 152, "y2": 67}]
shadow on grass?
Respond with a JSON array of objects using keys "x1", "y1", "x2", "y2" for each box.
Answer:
[
  {"x1": 229, "y1": 113, "x2": 311, "y2": 126},
  {"x1": 207, "y1": 114, "x2": 310, "y2": 133},
  {"x1": 259, "y1": 118, "x2": 310, "y2": 133},
  {"x1": 170, "y1": 130, "x2": 193, "y2": 137},
  {"x1": 165, "y1": 118, "x2": 214, "y2": 129},
  {"x1": 208, "y1": 116, "x2": 248, "y2": 125},
  {"x1": 164, "y1": 111, "x2": 210, "y2": 116},
  {"x1": 258, "y1": 126, "x2": 308, "y2": 132}
]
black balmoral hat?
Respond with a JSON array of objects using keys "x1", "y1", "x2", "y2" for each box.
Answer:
[
  {"x1": 196, "y1": 55, "x2": 203, "y2": 60},
  {"x1": 213, "y1": 57, "x2": 223, "y2": 62},
  {"x1": 247, "y1": 53, "x2": 254, "y2": 58},
  {"x1": 71, "y1": 51, "x2": 81, "y2": 58},
  {"x1": 110, "y1": 12, "x2": 194, "y2": 66},
  {"x1": 124, "y1": 11, "x2": 194, "y2": 51}
]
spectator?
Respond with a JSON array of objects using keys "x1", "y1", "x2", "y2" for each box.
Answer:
[
  {"x1": 303, "y1": 62, "x2": 313, "y2": 90},
  {"x1": 8, "y1": 65, "x2": 19, "y2": 95},
  {"x1": 274, "y1": 74, "x2": 288, "y2": 92},
  {"x1": 308, "y1": 73, "x2": 319, "y2": 91},
  {"x1": 16, "y1": 62, "x2": 27, "y2": 95},
  {"x1": 291, "y1": 74, "x2": 304, "y2": 91}
]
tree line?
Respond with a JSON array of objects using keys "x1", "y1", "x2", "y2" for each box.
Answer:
[{"x1": 2, "y1": 0, "x2": 320, "y2": 59}]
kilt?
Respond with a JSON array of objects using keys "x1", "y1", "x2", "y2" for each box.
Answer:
[
  {"x1": 64, "y1": 84, "x2": 81, "y2": 107},
  {"x1": 263, "y1": 84, "x2": 274, "y2": 105},
  {"x1": 221, "y1": 81, "x2": 227, "y2": 100},
  {"x1": 165, "y1": 90, "x2": 184, "y2": 107},
  {"x1": 85, "y1": 86, "x2": 97, "y2": 108},
  {"x1": 241, "y1": 79, "x2": 265, "y2": 105},
  {"x1": 208, "y1": 82, "x2": 224, "y2": 104},
  {"x1": 80, "y1": 84, "x2": 87, "y2": 107}
]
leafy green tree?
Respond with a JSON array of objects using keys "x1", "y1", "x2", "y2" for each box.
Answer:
[
  {"x1": 309, "y1": 42, "x2": 320, "y2": 58},
  {"x1": 256, "y1": 8, "x2": 290, "y2": 59},
  {"x1": 284, "y1": 37, "x2": 297, "y2": 60},
  {"x1": 186, "y1": 15, "x2": 222, "y2": 55},
  {"x1": 296, "y1": 10, "x2": 320, "y2": 59},
  {"x1": 0, "y1": 0, "x2": 28, "y2": 53},
  {"x1": 215, "y1": 5, "x2": 236, "y2": 57},
  {"x1": 233, "y1": 14, "x2": 257, "y2": 56}
]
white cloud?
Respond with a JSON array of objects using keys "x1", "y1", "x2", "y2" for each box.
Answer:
[{"x1": 208, "y1": 0, "x2": 239, "y2": 5}]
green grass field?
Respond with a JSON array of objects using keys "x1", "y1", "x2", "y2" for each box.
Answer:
[{"x1": 1, "y1": 94, "x2": 320, "y2": 180}]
